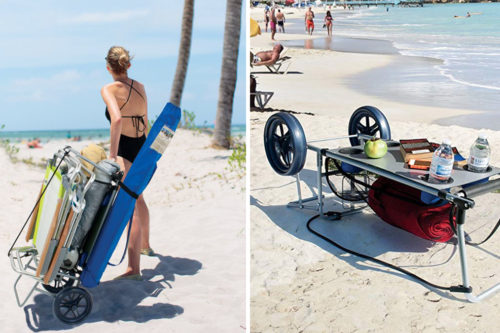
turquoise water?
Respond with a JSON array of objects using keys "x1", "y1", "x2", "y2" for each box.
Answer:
[
  {"x1": 0, "y1": 125, "x2": 246, "y2": 142},
  {"x1": 332, "y1": 3, "x2": 500, "y2": 92},
  {"x1": 280, "y1": 3, "x2": 500, "y2": 128},
  {"x1": 0, "y1": 128, "x2": 109, "y2": 141}
]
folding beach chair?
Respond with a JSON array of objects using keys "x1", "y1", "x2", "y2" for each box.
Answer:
[
  {"x1": 250, "y1": 74, "x2": 273, "y2": 110},
  {"x1": 251, "y1": 91, "x2": 274, "y2": 110},
  {"x1": 265, "y1": 55, "x2": 292, "y2": 74},
  {"x1": 250, "y1": 49, "x2": 293, "y2": 74}
]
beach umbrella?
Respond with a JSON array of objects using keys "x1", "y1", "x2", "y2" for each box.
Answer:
[{"x1": 250, "y1": 18, "x2": 261, "y2": 37}]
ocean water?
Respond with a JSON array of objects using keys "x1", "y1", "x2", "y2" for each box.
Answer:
[
  {"x1": 0, "y1": 128, "x2": 109, "y2": 142},
  {"x1": 331, "y1": 3, "x2": 500, "y2": 93},
  {"x1": 280, "y1": 3, "x2": 500, "y2": 129},
  {"x1": 0, "y1": 125, "x2": 246, "y2": 142}
]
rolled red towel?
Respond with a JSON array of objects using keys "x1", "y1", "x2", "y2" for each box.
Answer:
[
  {"x1": 368, "y1": 177, "x2": 455, "y2": 243},
  {"x1": 418, "y1": 206, "x2": 455, "y2": 242}
]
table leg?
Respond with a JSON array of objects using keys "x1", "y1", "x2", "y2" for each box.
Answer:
[
  {"x1": 317, "y1": 150, "x2": 323, "y2": 215},
  {"x1": 457, "y1": 208, "x2": 500, "y2": 302}
]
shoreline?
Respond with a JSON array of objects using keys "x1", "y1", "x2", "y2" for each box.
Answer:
[
  {"x1": 0, "y1": 124, "x2": 247, "y2": 142},
  {"x1": 250, "y1": 14, "x2": 494, "y2": 130},
  {"x1": 251, "y1": 34, "x2": 480, "y2": 127},
  {"x1": 251, "y1": 6, "x2": 499, "y2": 130}
]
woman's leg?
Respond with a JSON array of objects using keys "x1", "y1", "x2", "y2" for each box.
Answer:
[
  {"x1": 120, "y1": 158, "x2": 143, "y2": 276},
  {"x1": 137, "y1": 194, "x2": 151, "y2": 250}
]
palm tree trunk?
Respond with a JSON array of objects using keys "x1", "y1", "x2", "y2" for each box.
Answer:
[
  {"x1": 213, "y1": 0, "x2": 242, "y2": 149},
  {"x1": 170, "y1": 0, "x2": 195, "y2": 107}
]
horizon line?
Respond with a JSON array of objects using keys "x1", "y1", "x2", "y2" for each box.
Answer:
[{"x1": 0, "y1": 123, "x2": 247, "y2": 134}]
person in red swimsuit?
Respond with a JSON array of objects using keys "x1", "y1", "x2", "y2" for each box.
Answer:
[
  {"x1": 101, "y1": 46, "x2": 154, "y2": 281},
  {"x1": 305, "y1": 7, "x2": 315, "y2": 35}
]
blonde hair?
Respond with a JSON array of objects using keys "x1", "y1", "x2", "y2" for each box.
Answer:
[{"x1": 106, "y1": 46, "x2": 133, "y2": 74}]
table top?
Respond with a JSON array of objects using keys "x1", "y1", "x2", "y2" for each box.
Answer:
[{"x1": 325, "y1": 141, "x2": 500, "y2": 193}]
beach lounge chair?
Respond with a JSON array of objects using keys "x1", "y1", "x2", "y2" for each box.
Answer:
[
  {"x1": 250, "y1": 49, "x2": 293, "y2": 75},
  {"x1": 265, "y1": 55, "x2": 292, "y2": 74}
]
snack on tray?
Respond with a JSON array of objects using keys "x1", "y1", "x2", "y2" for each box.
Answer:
[
  {"x1": 401, "y1": 139, "x2": 467, "y2": 170},
  {"x1": 399, "y1": 138, "x2": 435, "y2": 163}
]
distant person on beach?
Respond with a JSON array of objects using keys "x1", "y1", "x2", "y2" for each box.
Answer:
[
  {"x1": 250, "y1": 75, "x2": 257, "y2": 108},
  {"x1": 252, "y1": 43, "x2": 284, "y2": 67},
  {"x1": 324, "y1": 10, "x2": 333, "y2": 36},
  {"x1": 276, "y1": 9, "x2": 285, "y2": 33},
  {"x1": 101, "y1": 45, "x2": 153, "y2": 281},
  {"x1": 264, "y1": 7, "x2": 270, "y2": 32},
  {"x1": 305, "y1": 7, "x2": 315, "y2": 35},
  {"x1": 27, "y1": 138, "x2": 42, "y2": 149},
  {"x1": 270, "y1": 6, "x2": 277, "y2": 40}
]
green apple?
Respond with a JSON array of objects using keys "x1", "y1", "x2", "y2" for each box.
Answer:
[{"x1": 364, "y1": 138, "x2": 388, "y2": 159}]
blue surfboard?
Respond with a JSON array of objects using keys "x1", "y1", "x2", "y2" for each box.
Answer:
[{"x1": 80, "y1": 102, "x2": 181, "y2": 288}]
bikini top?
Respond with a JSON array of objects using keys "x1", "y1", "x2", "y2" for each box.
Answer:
[{"x1": 105, "y1": 79, "x2": 146, "y2": 137}]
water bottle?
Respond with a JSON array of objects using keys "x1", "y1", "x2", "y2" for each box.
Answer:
[
  {"x1": 467, "y1": 133, "x2": 491, "y2": 172},
  {"x1": 429, "y1": 139, "x2": 454, "y2": 183}
]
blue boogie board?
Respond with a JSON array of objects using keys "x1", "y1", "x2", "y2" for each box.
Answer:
[{"x1": 80, "y1": 102, "x2": 181, "y2": 288}]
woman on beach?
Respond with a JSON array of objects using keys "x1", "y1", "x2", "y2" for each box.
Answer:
[
  {"x1": 324, "y1": 10, "x2": 333, "y2": 36},
  {"x1": 101, "y1": 46, "x2": 152, "y2": 280}
]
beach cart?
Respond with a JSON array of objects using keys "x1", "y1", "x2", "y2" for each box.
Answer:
[
  {"x1": 8, "y1": 146, "x2": 122, "y2": 323},
  {"x1": 8, "y1": 102, "x2": 181, "y2": 323},
  {"x1": 263, "y1": 106, "x2": 500, "y2": 302}
]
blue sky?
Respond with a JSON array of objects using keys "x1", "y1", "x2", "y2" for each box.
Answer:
[{"x1": 0, "y1": 1, "x2": 246, "y2": 131}]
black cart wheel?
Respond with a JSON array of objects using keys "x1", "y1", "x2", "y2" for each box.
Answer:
[
  {"x1": 53, "y1": 287, "x2": 92, "y2": 324},
  {"x1": 42, "y1": 269, "x2": 76, "y2": 294},
  {"x1": 264, "y1": 112, "x2": 307, "y2": 176},
  {"x1": 348, "y1": 106, "x2": 391, "y2": 146}
]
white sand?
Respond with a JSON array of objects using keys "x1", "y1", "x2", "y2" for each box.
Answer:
[
  {"x1": 250, "y1": 6, "x2": 500, "y2": 332},
  {"x1": 0, "y1": 129, "x2": 245, "y2": 332},
  {"x1": 251, "y1": 111, "x2": 500, "y2": 332}
]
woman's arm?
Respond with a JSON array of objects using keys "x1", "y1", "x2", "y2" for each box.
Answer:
[
  {"x1": 101, "y1": 85, "x2": 122, "y2": 161},
  {"x1": 144, "y1": 89, "x2": 149, "y2": 137}
]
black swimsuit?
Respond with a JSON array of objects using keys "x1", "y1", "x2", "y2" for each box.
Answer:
[{"x1": 105, "y1": 79, "x2": 146, "y2": 163}]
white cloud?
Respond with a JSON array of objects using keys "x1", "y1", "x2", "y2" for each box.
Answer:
[
  {"x1": 13, "y1": 70, "x2": 81, "y2": 87},
  {"x1": 7, "y1": 70, "x2": 84, "y2": 102},
  {"x1": 60, "y1": 9, "x2": 150, "y2": 24}
]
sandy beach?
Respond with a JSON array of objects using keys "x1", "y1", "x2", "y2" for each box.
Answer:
[
  {"x1": 251, "y1": 5, "x2": 500, "y2": 333},
  {"x1": 0, "y1": 129, "x2": 245, "y2": 332}
]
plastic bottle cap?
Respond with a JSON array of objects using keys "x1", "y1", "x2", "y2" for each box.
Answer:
[
  {"x1": 442, "y1": 138, "x2": 451, "y2": 145},
  {"x1": 478, "y1": 133, "x2": 488, "y2": 140}
]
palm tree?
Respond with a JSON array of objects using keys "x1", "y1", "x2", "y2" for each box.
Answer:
[
  {"x1": 170, "y1": 0, "x2": 195, "y2": 107},
  {"x1": 213, "y1": 0, "x2": 242, "y2": 149}
]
